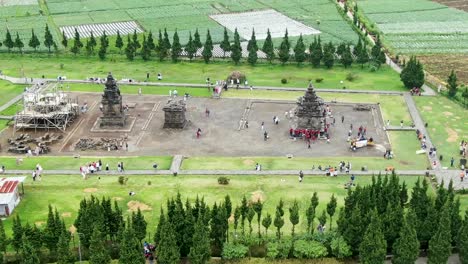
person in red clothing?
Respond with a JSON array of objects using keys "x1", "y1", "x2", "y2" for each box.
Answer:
[{"x1": 196, "y1": 128, "x2": 202, "y2": 138}]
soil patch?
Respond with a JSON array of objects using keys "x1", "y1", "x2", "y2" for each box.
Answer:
[
  {"x1": 251, "y1": 190, "x2": 265, "y2": 203},
  {"x1": 228, "y1": 213, "x2": 234, "y2": 223},
  {"x1": 84, "y1": 188, "x2": 98, "y2": 193},
  {"x1": 127, "y1": 200, "x2": 152, "y2": 212},
  {"x1": 243, "y1": 159, "x2": 255, "y2": 166},
  {"x1": 446, "y1": 128, "x2": 459, "y2": 143},
  {"x1": 35, "y1": 221, "x2": 45, "y2": 227},
  {"x1": 443, "y1": 111, "x2": 453, "y2": 117},
  {"x1": 423, "y1": 106, "x2": 432, "y2": 111},
  {"x1": 399, "y1": 160, "x2": 410, "y2": 165},
  {"x1": 112, "y1": 197, "x2": 123, "y2": 201},
  {"x1": 69, "y1": 225, "x2": 76, "y2": 234},
  {"x1": 61, "y1": 212, "x2": 72, "y2": 218}
]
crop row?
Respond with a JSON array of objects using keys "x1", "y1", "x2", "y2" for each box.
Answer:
[
  {"x1": 0, "y1": 4, "x2": 39, "y2": 18},
  {"x1": 357, "y1": 0, "x2": 447, "y2": 14}
]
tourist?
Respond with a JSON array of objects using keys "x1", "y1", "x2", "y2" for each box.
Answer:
[
  {"x1": 146, "y1": 72, "x2": 150, "y2": 80},
  {"x1": 299, "y1": 170, "x2": 304, "y2": 182},
  {"x1": 261, "y1": 122, "x2": 264, "y2": 131},
  {"x1": 32, "y1": 170, "x2": 37, "y2": 181},
  {"x1": 460, "y1": 170, "x2": 465, "y2": 182},
  {"x1": 173, "y1": 89, "x2": 178, "y2": 97},
  {"x1": 129, "y1": 191, "x2": 136, "y2": 196},
  {"x1": 138, "y1": 87, "x2": 142, "y2": 96},
  {"x1": 196, "y1": 128, "x2": 202, "y2": 138},
  {"x1": 245, "y1": 121, "x2": 249, "y2": 128},
  {"x1": 205, "y1": 108, "x2": 210, "y2": 117},
  {"x1": 169, "y1": 90, "x2": 172, "y2": 97},
  {"x1": 275, "y1": 116, "x2": 279, "y2": 125},
  {"x1": 121, "y1": 162, "x2": 125, "y2": 172},
  {"x1": 400, "y1": 120, "x2": 403, "y2": 128},
  {"x1": 451, "y1": 157, "x2": 455, "y2": 167},
  {"x1": 106, "y1": 163, "x2": 109, "y2": 172},
  {"x1": 264, "y1": 131, "x2": 268, "y2": 141},
  {"x1": 0, "y1": 165, "x2": 4, "y2": 174},
  {"x1": 126, "y1": 142, "x2": 129, "y2": 151},
  {"x1": 157, "y1": 73, "x2": 162, "y2": 80},
  {"x1": 255, "y1": 163, "x2": 261, "y2": 171},
  {"x1": 153, "y1": 163, "x2": 158, "y2": 170},
  {"x1": 272, "y1": 116, "x2": 276, "y2": 124},
  {"x1": 117, "y1": 162, "x2": 122, "y2": 173}
]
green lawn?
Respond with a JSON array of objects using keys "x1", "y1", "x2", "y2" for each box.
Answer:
[
  {"x1": 70, "y1": 83, "x2": 212, "y2": 97},
  {"x1": 0, "y1": 55, "x2": 405, "y2": 91},
  {"x1": 0, "y1": 119, "x2": 11, "y2": 132},
  {"x1": 5, "y1": 174, "x2": 424, "y2": 238},
  {"x1": 414, "y1": 95, "x2": 468, "y2": 168},
  {"x1": 0, "y1": 156, "x2": 172, "y2": 171},
  {"x1": 0, "y1": 79, "x2": 25, "y2": 107}
]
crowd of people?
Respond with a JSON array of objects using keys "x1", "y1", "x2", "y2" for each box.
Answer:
[{"x1": 79, "y1": 160, "x2": 104, "y2": 179}]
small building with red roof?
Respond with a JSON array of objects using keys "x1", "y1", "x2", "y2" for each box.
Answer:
[{"x1": 0, "y1": 177, "x2": 26, "y2": 217}]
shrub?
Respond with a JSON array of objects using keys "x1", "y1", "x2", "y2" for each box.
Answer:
[
  {"x1": 147, "y1": 181, "x2": 152, "y2": 186},
  {"x1": 330, "y1": 235, "x2": 352, "y2": 259},
  {"x1": 346, "y1": 73, "x2": 358, "y2": 82},
  {"x1": 218, "y1": 176, "x2": 230, "y2": 185},
  {"x1": 315, "y1": 78, "x2": 324, "y2": 83},
  {"x1": 222, "y1": 243, "x2": 248, "y2": 260},
  {"x1": 293, "y1": 239, "x2": 328, "y2": 259},
  {"x1": 281, "y1": 78, "x2": 288, "y2": 84},
  {"x1": 118, "y1": 176, "x2": 125, "y2": 185},
  {"x1": 266, "y1": 240, "x2": 291, "y2": 259}
]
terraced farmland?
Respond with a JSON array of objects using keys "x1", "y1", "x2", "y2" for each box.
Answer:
[
  {"x1": 357, "y1": 0, "x2": 468, "y2": 54},
  {"x1": 433, "y1": 0, "x2": 468, "y2": 11}
]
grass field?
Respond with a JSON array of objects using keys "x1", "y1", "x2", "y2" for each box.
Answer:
[
  {"x1": 0, "y1": 80, "x2": 25, "y2": 108},
  {"x1": 0, "y1": 55, "x2": 405, "y2": 91},
  {"x1": 5, "y1": 174, "x2": 426, "y2": 237},
  {"x1": 414, "y1": 95, "x2": 467, "y2": 168}
]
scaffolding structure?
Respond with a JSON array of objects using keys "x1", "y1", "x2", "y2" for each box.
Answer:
[{"x1": 14, "y1": 82, "x2": 79, "y2": 133}]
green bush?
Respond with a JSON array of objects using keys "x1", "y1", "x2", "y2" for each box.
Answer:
[
  {"x1": 266, "y1": 239, "x2": 291, "y2": 259},
  {"x1": 293, "y1": 239, "x2": 328, "y2": 259},
  {"x1": 217, "y1": 176, "x2": 230, "y2": 185},
  {"x1": 222, "y1": 243, "x2": 248, "y2": 260},
  {"x1": 315, "y1": 78, "x2": 324, "y2": 83},
  {"x1": 346, "y1": 72, "x2": 358, "y2": 82},
  {"x1": 118, "y1": 176, "x2": 126, "y2": 185},
  {"x1": 281, "y1": 78, "x2": 288, "y2": 84},
  {"x1": 330, "y1": 235, "x2": 352, "y2": 259}
]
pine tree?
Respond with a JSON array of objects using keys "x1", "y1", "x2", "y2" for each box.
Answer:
[
  {"x1": 371, "y1": 36, "x2": 386, "y2": 68},
  {"x1": 382, "y1": 203, "x2": 404, "y2": 252},
  {"x1": 393, "y1": 212, "x2": 419, "y2": 264},
  {"x1": 336, "y1": 42, "x2": 347, "y2": 57},
  {"x1": 247, "y1": 206, "x2": 255, "y2": 236},
  {"x1": 262, "y1": 28, "x2": 275, "y2": 63},
  {"x1": 3, "y1": 29, "x2": 14, "y2": 52},
  {"x1": 240, "y1": 196, "x2": 248, "y2": 235},
  {"x1": 132, "y1": 29, "x2": 141, "y2": 49},
  {"x1": 202, "y1": 30, "x2": 213, "y2": 63},
  {"x1": 273, "y1": 208, "x2": 284, "y2": 239},
  {"x1": 400, "y1": 56, "x2": 425, "y2": 89},
  {"x1": 230, "y1": 28, "x2": 242, "y2": 65},
  {"x1": 193, "y1": 28, "x2": 202, "y2": 57},
  {"x1": 14, "y1": 32, "x2": 24, "y2": 52},
  {"x1": 85, "y1": 39, "x2": 92, "y2": 56},
  {"x1": 458, "y1": 210, "x2": 468, "y2": 264},
  {"x1": 359, "y1": 210, "x2": 387, "y2": 264},
  {"x1": 89, "y1": 227, "x2": 110, "y2": 264},
  {"x1": 44, "y1": 24, "x2": 55, "y2": 53},
  {"x1": 171, "y1": 30, "x2": 182, "y2": 62},
  {"x1": 293, "y1": 34, "x2": 306, "y2": 65},
  {"x1": 233, "y1": 206, "x2": 241, "y2": 235},
  {"x1": 307, "y1": 192, "x2": 319, "y2": 233},
  {"x1": 262, "y1": 213, "x2": 272, "y2": 236},
  {"x1": 98, "y1": 31, "x2": 108, "y2": 60},
  {"x1": 125, "y1": 35, "x2": 135, "y2": 61},
  {"x1": 247, "y1": 29, "x2": 258, "y2": 65},
  {"x1": 428, "y1": 202, "x2": 452, "y2": 264},
  {"x1": 60, "y1": 31, "x2": 67, "y2": 49},
  {"x1": 156, "y1": 30, "x2": 168, "y2": 61},
  {"x1": 147, "y1": 30, "x2": 155, "y2": 50},
  {"x1": 119, "y1": 225, "x2": 145, "y2": 264},
  {"x1": 289, "y1": 200, "x2": 300, "y2": 236},
  {"x1": 163, "y1": 28, "x2": 171, "y2": 51},
  {"x1": 89, "y1": 31, "x2": 97, "y2": 52},
  {"x1": 73, "y1": 28, "x2": 82, "y2": 49},
  {"x1": 278, "y1": 29, "x2": 290, "y2": 64},
  {"x1": 131, "y1": 208, "x2": 147, "y2": 242},
  {"x1": 12, "y1": 214, "x2": 23, "y2": 253},
  {"x1": 341, "y1": 45, "x2": 353, "y2": 68},
  {"x1": 327, "y1": 194, "x2": 337, "y2": 230},
  {"x1": 56, "y1": 230, "x2": 73, "y2": 264},
  {"x1": 140, "y1": 35, "x2": 150, "y2": 61},
  {"x1": 220, "y1": 27, "x2": 231, "y2": 58},
  {"x1": 21, "y1": 235, "x2": 40, "y2": 264},
  {"x1": 354, "y1": 38, "x2": 362, "y2": 57},
  {"x1": 0, "y1": 220, "x2": 7, "y2": 253},
  {"x1": 44, "y1": 205, "x2": 59, "y2": 253},
  {"x1": 189, "y1": 218, "x2": 210, "y2": 264},
  {"x1": 185, "y1": 32, "x2": 196, "y2": 61},
  {"x1": 447, "y1": 70, "x2": 458, "y2": 97},
  {"x1": 115, "y1": 31, "x2": 124, "y2": 53},
  {"x1": 29, "y1": 29, "x2": 40, "y2": 51},
  {"x1": 154, "y1": 208, "x2": 165, "y2": 247},
  {"x1": 253, "y1": 200, "x2": 263, "y2": 237},
  {"x1": 323, "y1": 41, "x2": 335, "y2": 69},
  {"x1": 356, "y1": 43, "x2": 369, "y2": 68},
  {"x1": 310, "y1": 36, "x2": 323, "y2": 67},
  {"x1": 157, "y1": 221, "x2": 180, "y2": 264}
]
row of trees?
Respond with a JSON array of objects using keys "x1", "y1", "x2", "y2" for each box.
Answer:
[{"x1": 1, "y1": 24, "x2": 387, "y2": 69}]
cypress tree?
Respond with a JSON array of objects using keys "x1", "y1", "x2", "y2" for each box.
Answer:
[
  {"x1": 318, "y1": 210, "x2": 327, "y2": 227},
  {"x1": 400, "y1": 56, "x2": 425, "y2": 89},
  {"x1": 393, "y1": 212, "x2": 420, "y2": 264},
  {"x1": 73, "y1": 28, "x2": 82, "y2": 50},
  {"x1": 84, "y1": 39, "x2": 92, "y2": 55},
  {"x1": 359, "y1": 210, "x2": 387, "y2": 264},
  {"x1": 428, "y1": 202, "x2": 452, "y2": 264},
  {"x1": 341, "y1": 45, "x2": 353, "y2": 68},
  {"x1": 189, "y1": 218, "x2": 210, "y2": 264},
  {"x1": 132, "y1": 29, "x2": 140, "y2": 49},
  {"x1": 98, "y1": 31, "x2": 108, "y2": 60},
  {"x1": 262, "y1": 213, "x2": 272, "y2": 236},
  {"x1": 230, "y1": 28, "x2": 242, "y2": 64},
  {"x1": 262, "y1": 28, "x2": 274, "y2": 63},
  {"x1": 0, "y1": 220, "x2": 7, "y2": 253},
  {"x1": 182, "y1": 202, "x2": 195, "y2": 256},
  {"x1": 21, "y1": 234, "x2": 40, "y2": 264},
  {"x1": 277, "y1": 199, "x2": 285, "y2": 217},
  {"x1": 201, "y1": 30, "x2": 213, "y2": 63},
  {"x1": 14, "y1": 32, "x2": 24, "y2": 52},
  {"x1": 56, "y1": 230, "x2": 73, "y2": 264},
  {"x1": 382, "y1": 203, "x2": 404, "y2": 252},
  {"x1": 61, "y1": 31, "x2": 67, "y2": 49},
  {"x1": 293, "y1": 34, "x2": 306, "y2": 65},
  {"x1": 89, "y1": 227, "x2": 111, "y2": 264},
  {"x1": 240, "y1": 196, "x2": 248, "y2": 235},
  {"x1": 12, "y1": 214, "x2": 23, "y2": 253},
  {"x1": 89, "y1": 31, "x2": 97, "y2": 52},
  {"x1": 336, "y1": 42, "x2": 347, "y2": 57},
  {"x1": 115, "y1": 31, "x2": 124, "y2": 53},
  {"x1": 450, "y1": 197, "x2": 462, "y2": 245},
  {"x1": 29, "y1": 29, "x2": 40, "y2": 51},
  {"x1": 193, "y1": 28, "x2": 202, "y2": 57},
  {"x1": 3, "y1": 29, "x2": 14, "y2": 52},
  {"x1": 147, "y1": 30, "x2": 155, "y2": 50},
  {"x1": 354, "y1": 38, "x2": 362, "y2": 57},
  {"x1": 289, "y1": 200, "x2": 300, "y2": 236},
  {"x1": 278, "y1": 29, "x2": 290, "y2": 64},
  {"x1": 154, "y1": 208, "x2": 165, "y2": 247},
  {"x1": 44, "y1": 24, "x2": 55, "y2": 53},
  {"x1": 247, "y1": 206, "x2": 255, "y2": 236},
  {"x1": 156, "y1": 30, "x2": 168, "y2": 61},
  {"x1": 163, "y1": 28, "x2": 171, "y2": 51},
  {"x1": 140, "y1": 35, "x2": 150, "y2": 61},
  {"x1": 310, "y1": 36, "x2": 323, "y2": 67},
  {"x1": 157, "y1": 221, "x2": 180, "y2": 264},
  {"x1": 306, "y1": 199, "x2": 316, "y2": 234},
  {"x1": 447, "y1": 70, "x2": 458, "y2": 97},
  {"x1": 327, "y1": 194, "x2": 337, "y2": 230},
  {"x1": 233, "y1": 206, "x2": 241, "y2": 235},
  {"x1": 458, "y1": 210, "x2": 468, "y2": 264},
  {"x1": 119, "y1": 225, "x2": 145, "y2": 264},
  {"x1": 131, "y1": 208, "x2": 147, "y2": 242},
  {"x1": 220, "y1": 27, "x2": 231, "y2": 58},
  {"x1": 247, "y1": 29, "x2": 258, "y2": 65},
  {"x1": 273, "y1": 208, "x2": 284, "y2": 239},
  {"x1": 323, "y1": 41, "x2": 335, "y2": 69},
  {"x1": 185, "y1": 31, "x2": 196, "y2": 61},
  {"x1": 171, "y1": 30, "x2": 182, "y2": 62},
  {"x1": 224, "y1": 195, "x2": 232, "y2": 221},
  {"x1": 44, "y1": 205, "x2": 59, "y2": 253},
  {"x1": 253, "y1": 200, "x2": 263, "y2": 237}
]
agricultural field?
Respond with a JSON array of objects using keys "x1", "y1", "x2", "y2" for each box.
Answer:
[
  {"x1": 418, "y1": 54, "x2": 468, "y2": 84},
  {"x1": 433, "y1": 0, "x2": 468, "y2": 11},
  {"x1": 357, "y1": 0, "x2": 468, "y2": 54}
]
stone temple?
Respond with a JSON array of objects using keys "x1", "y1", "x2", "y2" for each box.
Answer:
[
  {"x1": 99, "y1": 73, "x2": 127, "y2": 127},
  {"x1": 295, "y1": 83, "x2": 326, "y2": 132},
  {"x1": 163, "y1": 99, "x2": 187, "y2": 129}
]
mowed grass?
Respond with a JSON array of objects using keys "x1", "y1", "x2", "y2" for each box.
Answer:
[
  {"x1": 0, "y1": 55, "x2": 405, "y2": 91},
  {"x1": 0, "y1": 156, "x2": 172, "y2": 171},
  {"x1": 181, "y1": 131, "x2": 428, "y2": 171},
  {"x1": 70, "y1": 83, "x2": 212, "y2": 97},
  {"x1": 414, "y1": 95, "x2": 468, "y2": 168},
  {"x1": 5, "y1": 174, "x2": 425, "y2": 237},
  {"x1": 0, "y1": 80, "x2": 25, "y2": 107}
]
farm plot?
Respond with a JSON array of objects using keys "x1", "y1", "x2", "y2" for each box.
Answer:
[
  {"x1": 60, "y1": 21, "x2": 143, "y2": 38},
  {"x1": 53, "y1": 10, "x2": 133, "y2": 27},
  {"x1": 0, "y1": 4, "x2": 39, "y2": 18},
  {"x1": 358, "y1": 0, "x2": 468, "y2": 54},
  {"x1": 0, "y1": 0, "x2": 37, "y2": 6},
  {"x1": 210, "y1": 9, "x2": 321, "y2": 40},
  {"x1": 433, "y1": 0, "x2": 468, "y2": 11}
]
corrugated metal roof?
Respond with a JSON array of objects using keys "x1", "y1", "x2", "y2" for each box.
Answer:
[{"x1": 0, "y1": 181, "x2": 18, "y2": 194}]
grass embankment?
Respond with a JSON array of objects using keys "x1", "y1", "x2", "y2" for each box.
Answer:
[
  {"x1": 414, "y1": 95, "x2": 467, "y2": 168},
  {"x1": 0, "y1": 54, "x2": 405, "y2": 91},
  {"x1": 0, "y1": 80, "x2": 25, "y2": 107}
]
